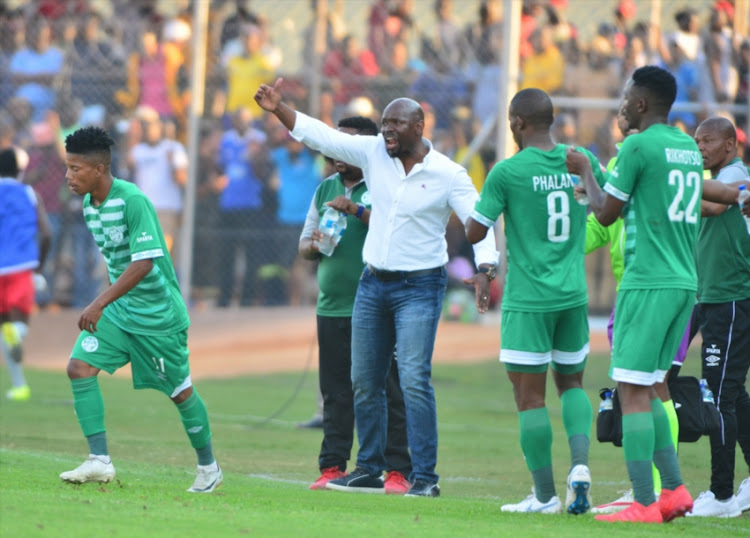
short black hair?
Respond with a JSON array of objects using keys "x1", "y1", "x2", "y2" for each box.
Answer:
[
  {"x1": 509, "y1": 88, "x2": 554, "y2": 128},
  {"x1": 338, "y1": 116, "x2": 378, "y2": 136},
  {"x1": 631, "y1": 65, "x2": 677, "y2": 111},
  {"x1": 0, "y1": 148, "x2": 19, "y2": 177},
  {"x1": 65, "y1": 126, "x2": 115, "y2": 164}
]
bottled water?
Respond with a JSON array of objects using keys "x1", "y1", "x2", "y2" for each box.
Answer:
[
  {"x1": 738, "y1": 185, "x2": 750, "y2": 234},
  {"x1": 699, "y1": 379, "x2": 715, "y2": 404},
  {"x1": 315, "y1": 207, "x2": 347, "y2": 257},
  {"x1": 599, "y1": 389, "x2": 613, "y2": 412},
  {"x1": 569, "y1": 174, "x2": 589, "y2": 205}
]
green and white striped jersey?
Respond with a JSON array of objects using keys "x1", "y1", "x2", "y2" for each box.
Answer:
[{"x1": 82, "y1": 179, "x2": 189, "y2": 335}]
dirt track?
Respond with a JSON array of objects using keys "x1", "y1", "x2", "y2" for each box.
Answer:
[{"x1": 25, "y1": 306, "x2": 613, "y2": 379}]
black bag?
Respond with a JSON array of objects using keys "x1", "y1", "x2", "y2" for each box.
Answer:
[
  {"x1": 596, "y1": 387, "x2": 623, "y2": 447},
  {"x1": 668, "y1": 376, "x2": 722, "y2": 443},
  {"x1": 595, "y1": 376, "x2": 722, "y2": 446}
]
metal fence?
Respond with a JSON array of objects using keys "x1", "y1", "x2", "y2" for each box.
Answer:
[{"x1": 4, "y1": 0, "x2": 748, "y2": 314}]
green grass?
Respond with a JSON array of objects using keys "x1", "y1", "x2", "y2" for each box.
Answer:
[{"x1": 1, "y1": 351, "x2": 748, "y2": 537}]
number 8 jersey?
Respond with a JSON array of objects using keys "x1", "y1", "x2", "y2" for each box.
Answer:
[
  {"x1": 605, "y1": 124, "x2": 702, "y2": 292},
  {"x1": 472, "y1": 144, "x2": 605, "y2": 312}
]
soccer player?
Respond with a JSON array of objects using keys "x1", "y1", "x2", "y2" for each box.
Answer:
[
  {"x1": 687, "y1": 116, "x2": 750, "y2": 518},
  {"x1": 0, "y1": 148, "x2": 51, "y2": 401},
  {"x1": 566, "y1": 65, "x2": 701, "y2": 523},
  {"x1": 59, "y1": 127, "x2": 222, "y2": 493},
  {"x1": 466, "y1": 88, "x2": 605, "y2": 515}
]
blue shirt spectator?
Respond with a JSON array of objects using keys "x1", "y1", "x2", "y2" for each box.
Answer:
[
  {"x1": 217, "y1": 124, "x2": 267, "y2": 211},
  {"x1": 270, "y1": 140, "x2": 320, "y2": 225}
]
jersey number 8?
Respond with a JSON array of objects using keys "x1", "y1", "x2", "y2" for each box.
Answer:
[{"x1": 547, "y1": 191, "x2": 570, "y2": 242}]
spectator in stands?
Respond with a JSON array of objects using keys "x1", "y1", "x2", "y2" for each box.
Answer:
[
  {"x1": 430, "y1": 0, "x2": 464, "y2": 69},
  {"x1": 736, "y1": 39, "x2": 749, "y2": 127},
  {"x1": 222, "y1": 23, "x2": 275, "y2": 121},
  {"x1": 464, "y1": 0, "x2": 503, "y2": 126},
  {"x1": 705, "y1": 7, "x2": 739, "y2": 104},
  {"x1": 126, "y1": 107, "x2": 189, "y2": 268},
  {"x1": 323, "y1": 35, "x2": 379, "y2": 122},
  {"x1": 270, "y1": 127, "x2": 322, "y2": 306},
  {"x1": 370, "y1": 38, "x2": 416, "y2": 112},
  {"x1": 68, "y1": 12, "x2": 126, "y2": 118},
  {"x1": 410, "y1": 41, "x2": 467, "y2": 132},
  {"x1": 9, "y1": 16, "x2": 64, "y2": 122},
  {"x1": 214, "y1": 107, "x2": 273, "y2": 307},
  {"x1": 219, "y1": 0, "x2": 259, "y2": 50},
  {"x1": 6, "y1": 96, "x2": 33, "y2": 149},
  {"x1": 0, "y1": 7, "x2": 24, "y2": 108},
  {"x1": 665, "y1": 39, "x2": 700, "y2": 132},
  {"x1": 520, "y1": 26, "x2": 564, "y2": 94},
  {"x1": 116, "y1": 27, "x2": 183, "y2": 121},
  {"x1": 24, "y1": 121, "x2": 66, "y2": 306}
]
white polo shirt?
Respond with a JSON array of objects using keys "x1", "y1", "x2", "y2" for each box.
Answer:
[{"x1": 292, "y1": 111, "x2": 498, "y2": 271}]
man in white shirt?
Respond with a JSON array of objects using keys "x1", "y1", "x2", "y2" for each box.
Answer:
[
  {"x1": 255, "y1": 78, "x2": 498, "y2": 497},
  {"x1": 127, "y1": 113, "x2": 188, "y2": 269}
]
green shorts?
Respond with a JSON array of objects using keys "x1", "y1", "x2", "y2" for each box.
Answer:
[
  {"x1": 611, "y1": 288, "x2": 694, "y2": 386},
  {"x1": 70, "y1": 314, "x2": 192, "y2": 397},
  {"x1": 501, "y1": 304, "x2": 589, "y2": 374}
]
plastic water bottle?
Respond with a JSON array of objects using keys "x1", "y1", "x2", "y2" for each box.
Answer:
[
  {"x1": 699, "y1": 379, "x2": 715, "y2": 404},
  {"x1": 315, "y1": 207, "x2": 347, "y2": 257},
  {"x1": 569, "y1": 174, "x2": 589, "y2": 205},
  {"x1": 738, "y1": 185, "x2": 750, "y2": 235},
  {"x1": 599, "y1": 390, "x2": 613, "y2": 412}
]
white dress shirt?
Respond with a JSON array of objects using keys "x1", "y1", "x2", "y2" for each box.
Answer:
[{"x1": 292, "y1": 111, "x2": 498, "y2": 271}]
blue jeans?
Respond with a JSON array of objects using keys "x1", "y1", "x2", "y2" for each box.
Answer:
[{"x1": 351, "y1": 266, "x2": 446, "y2": 483}]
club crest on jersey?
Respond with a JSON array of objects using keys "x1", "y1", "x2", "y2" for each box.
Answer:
[
  {"x1": 108, "y1": 227, "x2": 124, "y2": 243},
  {"x1": 81, "y1": 336, "x2": 99, "y2": 352},
  {"x1": 361, "y1": 192, "x2": 371, "y2": 206},
  {"x1": 137, "y1": 231, "x2": 154, "y2": 243}
]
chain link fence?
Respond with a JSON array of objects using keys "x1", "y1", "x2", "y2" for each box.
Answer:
[{"x1": 3, "y1": 0, "x2": 747, "y2": 314}]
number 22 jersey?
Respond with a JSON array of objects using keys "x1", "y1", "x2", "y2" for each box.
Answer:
[{"x1": 605, "y1": 124, "x2": 702, "y2": 292}]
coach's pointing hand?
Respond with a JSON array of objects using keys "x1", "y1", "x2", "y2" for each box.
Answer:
[{"x1": 255, "y1": 78, "x2": 284, "y2": 112}]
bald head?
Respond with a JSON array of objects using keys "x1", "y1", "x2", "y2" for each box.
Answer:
[
  {"x1": 509, "y1": 88, "x2": 554, "y2": 129},
  {"x1": 697, "y1": 116, "x2": 736, "y2": 142},
  {"x1": 384, "y1": 98, "x2": 424, "y2": 123},
  {"x1": 695, "y1": 116, "x2": 738, "y2": 175}
]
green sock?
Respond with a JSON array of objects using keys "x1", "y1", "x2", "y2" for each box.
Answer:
[
  {"x1": 622, "y1": 412, "x2": 656, "y2": 506},
  {"x1": 176, "y1": 391, "x2": 214, "y2": 465},
  {"x1": 519, "y1": 407, "x2": 555, "y2": 502},
  {"x1": 560, "y1": 387, "x2": 592, "y2": 467},
  {"x1": 651, "y1": 398, "x2": 682, "y2": 490},
  {"x1": 71, "y1": 376, "x2": 107, "y2": 454}
]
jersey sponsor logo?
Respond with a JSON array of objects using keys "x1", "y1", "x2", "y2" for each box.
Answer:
[
  {"x1": 532, "y1": 174, "x2": 575, "y2": 192},
  {"x1": 705, "y1": 344, "x2": 721, "y2": 355},
  {"x1": 81, "y1": 336, "x2": 99, "y2": 352},
  {"x1": 137, "y1": 231, "x2": 154, "y2": 243},
  {"x1": 108, "y1": 227, "x2": 124, "y2": 243}
]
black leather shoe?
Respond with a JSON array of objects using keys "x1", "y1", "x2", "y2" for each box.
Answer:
[{"x1": 405, "y1": 479, "x2": 440, "y2": 497}]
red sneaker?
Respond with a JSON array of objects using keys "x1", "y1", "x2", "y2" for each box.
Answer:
[
  {"x1": 309, "y1": 467, "x2": 345, "y2": 490},
  {"x1": 384, "y1": 471, "x2": 411, "y2": 495},
  {"x1": 658, "y1": 484, "x2": 693, "y2": 522},
  {"x1": 595, "y1": 501, "x2": 663, "y2": 523}
]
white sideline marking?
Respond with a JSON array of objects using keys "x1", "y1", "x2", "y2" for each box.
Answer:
[{"x1": 247, "y1": 473, "x2": 308, "y2": 485}]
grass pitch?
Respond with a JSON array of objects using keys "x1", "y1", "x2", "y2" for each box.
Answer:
[{"x1": 1, "y1": 351, "x2": 748, "y2": 537}]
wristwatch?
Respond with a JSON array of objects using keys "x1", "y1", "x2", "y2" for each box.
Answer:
[{"x1": 478, "y1": 264, "x2": 497, "y2": 281}]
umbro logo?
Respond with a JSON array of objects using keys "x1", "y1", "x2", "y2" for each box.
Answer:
[{"x1": 705, "y1": 355, "x2": 721, "y2": 367}]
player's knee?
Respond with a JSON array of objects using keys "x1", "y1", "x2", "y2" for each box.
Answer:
[
  {"x1": 171, "y1": 385, "x2": 194, "y2": 404},
  {"x1": 66, "y1": 358, "x2": 98, "y2": 379}
]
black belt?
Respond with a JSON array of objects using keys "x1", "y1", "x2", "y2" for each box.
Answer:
[{"x1": 366, "y1": 264, "x2": 443, "y2": 281}]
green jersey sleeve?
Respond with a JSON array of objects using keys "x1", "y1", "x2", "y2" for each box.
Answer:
[
  {"x1": 124, "y1": 195, "x2": 166, "y2": 262},
  {"x1": 472, "y1": 160, "x2": 507, "y2": 226},
  {"x1": 604, "y1": 136, "x2": 639, "y2": 202}
]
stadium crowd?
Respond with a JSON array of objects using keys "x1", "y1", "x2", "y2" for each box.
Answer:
[{"x1": 0, "y1": 0, "x2": 747, "y2": 309}]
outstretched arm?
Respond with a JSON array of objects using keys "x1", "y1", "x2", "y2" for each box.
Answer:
[{"x1": 255, "y1": 78, "x2": 297, "y2": 131}]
